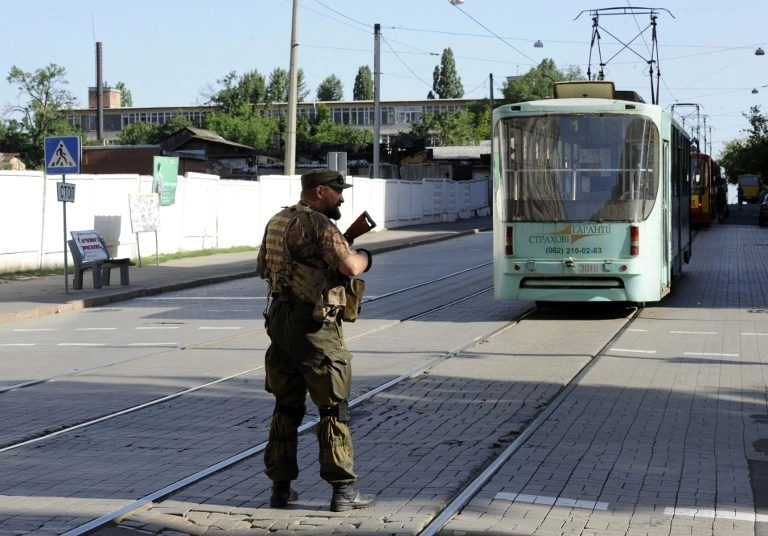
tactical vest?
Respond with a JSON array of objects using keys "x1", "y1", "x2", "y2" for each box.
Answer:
[{"x1": 263, "y1": 205, "x2": 345, "y2": 321}]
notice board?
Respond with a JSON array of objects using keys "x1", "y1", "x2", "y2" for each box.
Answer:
[{"x1": 128, "y1": 193, "x2": 160, "y2": 233}]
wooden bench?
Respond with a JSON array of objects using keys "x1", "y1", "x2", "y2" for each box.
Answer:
[{"x1": 68, "y1": 230, "x2": 131, "y2": 290}]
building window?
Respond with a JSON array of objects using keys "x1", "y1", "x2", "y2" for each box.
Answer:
[
  {"x1": 104, "y1": 114, "x2": 121, "y2": 132},
  {"x1": 395, "y1": 106, "x2": 422, "y2": 126}
]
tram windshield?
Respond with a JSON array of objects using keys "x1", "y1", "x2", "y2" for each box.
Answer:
[
  {"x1": 495, "y1": 114, "x2": 659, "y2": 222},
  {"x1": 691, "y1": 155, "x2": 709, "y2": 195}
]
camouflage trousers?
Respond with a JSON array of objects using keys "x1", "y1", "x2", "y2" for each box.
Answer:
[{"x1": 263, "y1": 298, "x2": 357, "y2": 485}]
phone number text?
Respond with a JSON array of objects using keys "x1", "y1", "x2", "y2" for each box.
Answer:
[{"x1": 545, "y1": 247, "x2": 603, "y2": 255}]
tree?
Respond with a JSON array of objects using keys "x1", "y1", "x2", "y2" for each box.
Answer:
[
  {"x1": 266, "y1": 68, "x2": 289, "y2": 103},
  {"x1": 353, "y1": 66, "x2": 373, "y2": 101},
  {"x1": 155, "y1": 113, "x2": 196, "y2": 140},
  {"x1": 115, "y1": 82, "x2": 133, "y2": 107},
  {"x1": 103, "y1": 80, "x2": 133, "y2": 107},
  {"x1": 204, "y1": 109, "x2": 277, "y2": 154},
  {"x1": 294, "y1": 102, "x2": 372, "y2": 160},
  {"x1": 117, "y1": 121, "x2": 155, "y2": 145},
  {"x1": 467, "y1": 100, "x2": 492, "y2": 141},
  {"x1": 206, "y1": 70, "x2": 267, "y2": 114},
  {"x1": 316, "y1": 75, "x2": 344, "y2": 101},
  {"x1": 431, "y1": 48, "x2": 464, "y2": 99},
  {"x1": 4, "y1": 63, "x2": 79, "y2": 168},
  {"x1": 0, "y1": 119, "x2": 30, "y2": 160},
  {"x1": 719, "y1": 106, "x2": 768, "y2": 182},
  {"x1": 266, "y1": 67, "x2": 309, "y2": 103},
  {"x1": 116, "y1": 113, "x2": 198, "y2": 146},
  {"x1": 409, "y1": 100, "x2": 491, "y2": 146},
  {"x1": 501, "y1": 58, "x2": 585, "y2": 102}
]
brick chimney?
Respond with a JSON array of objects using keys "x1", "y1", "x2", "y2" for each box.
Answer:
[{"x1": 88, "y1": 87, "x2": 122, "y2": 108}]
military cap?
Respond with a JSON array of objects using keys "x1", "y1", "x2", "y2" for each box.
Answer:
[{"x1": 301, "y1": 169, "x2": 353, "y2": 190}]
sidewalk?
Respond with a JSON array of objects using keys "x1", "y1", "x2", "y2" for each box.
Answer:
[{"x1": 0, "y1": 216, "x2": 492, "y2": 326}]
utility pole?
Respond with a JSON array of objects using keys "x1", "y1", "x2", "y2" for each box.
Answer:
[
  {"x1": 489, "y1": 73, "x2": 494, "y2": 109},
  {"x1": 488, "y1": 72, "x2": 494, "y2": 214},
  {"x1": 284, "y1": 0, "x2": 299, "y2": 176},
  {"x1": 96, "y1": 42, "x2": 103, "y2": 144},
  {"x1": 373, "y1": 23, "x2": 381, "y2": 179}
]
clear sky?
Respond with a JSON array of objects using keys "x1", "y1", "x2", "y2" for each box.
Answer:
[{"x1": 2, "y1": 0, "x2": 767, "y2": 159}]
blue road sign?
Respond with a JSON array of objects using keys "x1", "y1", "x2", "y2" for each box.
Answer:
[{"x1": 44, "y1": 136, "x2": 81, "y2": 175}]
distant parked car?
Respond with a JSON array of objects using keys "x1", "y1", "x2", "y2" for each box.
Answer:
[{"x1": 759, "y1": 198, "x2": 768, "y2": 227}]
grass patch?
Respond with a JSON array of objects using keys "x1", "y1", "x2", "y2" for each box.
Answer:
[
  {"x1": 146, "y1": 245, "x2": 256, "y2": 263},
  {"x1": 0, "y1": 246, "x2": 257, "y2": 281}
]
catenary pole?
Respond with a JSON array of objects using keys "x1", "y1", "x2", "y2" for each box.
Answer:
[
  {"x1": 284, "y1": 0, "x2": 299, "y2": 176},
  {"x1": 373, "y1": 24, "x2": 381, "y2": 179}
]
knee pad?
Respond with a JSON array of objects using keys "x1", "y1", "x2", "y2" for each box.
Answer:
[{"x1": 318, "y1": 400, "x2": 350, "y2": 423}]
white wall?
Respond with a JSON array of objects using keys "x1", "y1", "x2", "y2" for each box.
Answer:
[{"x1": 0, "y1": 171, "x2": 490, "y2": 273}]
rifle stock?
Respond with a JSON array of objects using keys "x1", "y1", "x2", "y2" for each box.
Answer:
[{"x1": 343, "y1": 211, "x2": 377, "y2": 243}]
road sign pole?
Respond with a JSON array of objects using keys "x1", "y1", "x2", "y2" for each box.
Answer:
[
  {"x1": 63, "y1": 175, "x2": 69, "y2": 294},
  {"x1": 45, "y1": 136, "x2": 80, "y2": 293}
]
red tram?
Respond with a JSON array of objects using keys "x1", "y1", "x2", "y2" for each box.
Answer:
[{"x1": 690, "y1": 152, "x2": 717, "y2": 227}]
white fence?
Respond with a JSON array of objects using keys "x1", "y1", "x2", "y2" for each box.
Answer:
[{"x1": 0, "y1": 171, "x2": 490, "y2": 273}]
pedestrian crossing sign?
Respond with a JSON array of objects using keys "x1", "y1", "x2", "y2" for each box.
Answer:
[{"x1": 44, "y1": 136, "x2": 81, "y2": 175}]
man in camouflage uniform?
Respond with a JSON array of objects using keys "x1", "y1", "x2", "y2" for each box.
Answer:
[{"x1": 256, "y1": 169, "x2": 375, "y2": 512}]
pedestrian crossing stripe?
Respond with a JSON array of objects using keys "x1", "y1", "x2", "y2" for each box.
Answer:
[{"x1": 47, "y1": 141, "x2": 76, "y2": 168}]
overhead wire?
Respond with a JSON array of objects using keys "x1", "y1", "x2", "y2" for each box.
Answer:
[
  {"x1": 445, "y1": 0, "x2": 539, "y2": 65},
  {"x1": 306, "y1": 0, "x2": 543, "y2": 98},
  {"x1": 301, "y1": 0, "x2": 759, "y2": 150},
  {"x1": 380, "y1": 35, "x2": 434, "y2": 93}
]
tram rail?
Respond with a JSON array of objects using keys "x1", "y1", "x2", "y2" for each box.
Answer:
[
  {"x1": 63, "y1": 291, "x2": 525, "y2": 536},
  {"x1": 66, "y1": 302, "x2": 633, "y2": 536}
]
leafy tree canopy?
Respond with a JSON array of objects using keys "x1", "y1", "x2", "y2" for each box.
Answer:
[
  {"x1": 410, "y1": 100, "x2": 490, "y2": 146},
  {"x1": 317, "y1": 75, "x2": 344, "y2": 101},
  {"x1": 204, "y1": 109, "x2": 277, "y2": 153},
  {"x1": 117, "y1": 121, "x2": 156, "y2": 145},
  {"x1": 266, "y1": 67, "x2": 310, "y2": 103},
  {"x1": 502, "y1": 58, "x2": 585, "y2": 102},
  {"x1": 296, "y1": 102, "x2": 372, "y2": 160},
  {"x1": 353, "y1": 65, "x2": 373, "y2": 101},
  {"x1": 117, "y1": 113, "x2": 197, "y2": 146},
  {"x1": 206, "y1": 70, "x2": 267, "y2": 115},
  {"x1": 3, "y1": 63, "x2": 79, "y2": 168},
  {"x1": 718, "y1": 106, "x2": 768, "y2": 184},
  {"x1": 431, "y1": 48, "x2": 464, "y2": 99}
]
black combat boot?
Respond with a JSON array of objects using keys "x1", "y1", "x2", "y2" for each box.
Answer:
[
  {"x1": 270, "y1": 481, "x2": 298, "y2": 508},
  {"x1": 330, "y1": 484, "x2": 375, "y2": 512}
]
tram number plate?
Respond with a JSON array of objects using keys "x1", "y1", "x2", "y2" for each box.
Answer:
[{"x1": 578, "y1": 263, "x2": 600, "y2": 273}]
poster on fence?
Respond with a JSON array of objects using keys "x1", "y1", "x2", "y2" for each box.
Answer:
[
  {"x1": 128, "y1": 194, "x2": 160, "y2": 233},
  {"x1": 153, "y1": 156, "x2": 179, "y2": 206}
]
